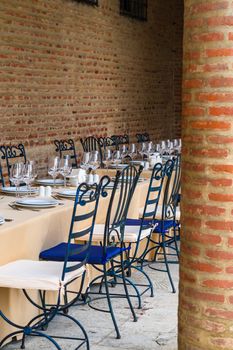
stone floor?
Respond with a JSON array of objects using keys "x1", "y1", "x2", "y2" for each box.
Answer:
[{"x1": 4, "y1": 264, "x2": 179, "y2": 350}]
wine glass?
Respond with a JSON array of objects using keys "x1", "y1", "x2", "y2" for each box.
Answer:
[
  {"x1": 59, "y1": 156, "x2": 72, "y2": 187},
  {"x1": 10, "y1": 162, "x2": 24, "y2": 198},
  {"x1": 48, "y1": 157, "x2": 60, "y2": 185},
  {"x1": 128, "y1": 144, "x2": 137, "y2": 160},
  {"x1": 112, "y1": 150, "x2": 121, "y2": 170},
  {"x1": 138, "y1": 142, "x2": 146, "y2": 159},
  {"x1": 89, "y1": 151, "x2": 100, "y2": 171},
  {"x1": 23, "y1": 160, "x2": 37, "y2": 196},
  {"x1": 119, "y1": 144, "x2": 128, "y2": 160},
  {"x1": 80, "y1": 152, "x2": 91, "y2": 172},
  {"x1": 103, "y1": 149, "x2": 112, "y2": 173}
]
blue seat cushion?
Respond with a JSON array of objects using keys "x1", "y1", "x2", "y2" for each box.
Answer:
[
  {"x1": 125, "y1": 218, "x2": 176, "y2": 233},
  {"x1": 40, "y1": 243, "x2": 130, "y2": 265}
]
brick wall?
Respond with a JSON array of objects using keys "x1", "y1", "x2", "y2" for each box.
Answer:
[
  {"x1": 180, "y1": 0, "x2": 233, "y2": 349},
  {"x1": 0, "y1": 0, "x2": 183, "y2": 173}
]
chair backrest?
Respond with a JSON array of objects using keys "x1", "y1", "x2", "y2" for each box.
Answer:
[
  {"x1": 161, "y1": 156, "x2": 181, "y2": 223},
  {"x1": 0, "y1": 144, "x2": 27, "y2": 181},
  {"x1": 110, "y1": 134, "x2": 129, "y2": 149},
  {"x1": 80, "y1": 136, "x2": 103, "y2": 165},
  {"x1": 103, "y1": 164, "x2": 143, "y2": 249},
  {"x1": 136, "y1": 133, "x2": 150, "y2": 143},
  {"x1": 62, "y1": 176, "x2": 110, "y2": 281},
  {"x1": 0, "y1": 160, "x2": 5, "y2": 187},
  {"x1": 54, "y1": 139, "x2": 78, "y2": 168},
  {"x1": 98, "y1": 136, "x2": 116, "y2": 150}
]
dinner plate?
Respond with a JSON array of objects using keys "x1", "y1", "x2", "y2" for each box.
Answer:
[
  {"x1": 15, "y1": 198, "x2": 58, "y2": 208},
  {"x1": 0, "y1": 216, "x2": 5, "y2": 225},
  {"x1": 36, "y1": 179, "x2": 64, "y2": 186},
  {"x1": 56, "y1": 189, "x2": 92, "y2": 199},
  {"x1": 111, "y1": 177, "x2": 145, "y2": 183},
  {"x1": 1, "y1": 186, "x2": 38, "y2": 194},
  {"x1": 109, "y1": 164, "x2": 128, "y2": 169}
]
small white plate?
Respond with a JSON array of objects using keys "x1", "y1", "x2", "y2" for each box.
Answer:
[
  {"x1": 36, "y1": 179, "x2": 64, "y2": 186},
  {"x1": 109, "y1": 164, "x2": 128, "y2": 169},
  {"x1": 1, "y1": 187, "x2": 38, "y2": 194},
  {"x1": 57, "y1": 189, "x2": 91, "y2": 199},
  {"x1": 15, "y1": 198, "x2": 58, "y2": 208}
]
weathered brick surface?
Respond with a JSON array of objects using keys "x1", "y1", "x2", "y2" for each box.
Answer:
[
  {"x1": 180, "y1": 0, "x2": 233, "y2": 349},
  {"x1": 0, "y1": 0, "x2": 183, "y2": 174}
]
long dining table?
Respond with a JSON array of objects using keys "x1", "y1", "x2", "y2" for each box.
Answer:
[{"x1": 0, "y1": 169, "x2": 151, "y2": 341}]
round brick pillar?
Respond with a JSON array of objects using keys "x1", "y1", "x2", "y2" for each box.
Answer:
[{"x1": 179, "y1": 1, "x2": 233, "y2": 349}]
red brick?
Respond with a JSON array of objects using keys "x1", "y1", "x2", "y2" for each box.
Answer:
[
  {"x1": 208, "y1": 178, "x2": 233, "y2": 187},
  {"x1": 205, "y1": 308, "x2": 233, "y2": 320},
  {"x1": 208, "y1": 16, "x2": 233, "y2": 26},
  {"x1": 190, "y1": 120, "x2": 231, "y2": 131},
  {"x1": 183, "y1": 107, "x2": 205, "y2": 117},
  {"x1": 187, "y1": 260, "x2": 223, "y2": 273},
  {"x1": 206, "y1": 48, "x2": 233, "y2": 57},
  {"x1": 209, "y1": 106, "x2": 233, "y2": 116},
  {"x1": 185, "y1": 204, "x2": 225, "y2": 216},
  {"x1": 211, "y1": 164, "x2": 233, "y2": 173},
  {"x1": 192, "y1": 32, "x2": 224, "y2": 42},
  {"x1": 208, "y1": 76, "x2": 233, "y2": 87},
  {"x1": 205, "y1": 220, "x2": 233, "y2": 231},
  {"x1": 190, "y1": 1, "x2": 229, "y2": 14},
  {"x1": 208, "y1": 135, "x2": 233, "y2": 144},
  {"x1": 203, "y1": 279, "x2": 233, "y2": 288},
  {"x1": 197, "y1": 92, "x2": 233, "y2": 102},
  {"x1": 209, "y1": 193, "x2": 233, "y2": 202},
  {"x1": 206, "y1": 249, "x2": 233, "y2": 260},
  {"x1": 190, "y1": 148, "x2": 228, "y2": 158},
  {"x1": 183, "y1": 79, "x2": 204, "y2": 89},
  {"x1": 185, "y1": 287, "x2": 225, "y2": 303},
  {"x1": 186, "y1": 232, "x2": 222, "y2": 245}
]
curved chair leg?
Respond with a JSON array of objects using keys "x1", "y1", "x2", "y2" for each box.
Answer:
[
  {"x1": 31, "y1": 330, "x2": 62, "y2": 350},
  {"x1": 57, "y1": 312, "x2": 90, "y2": 350},
  {"x1": 130, "y1": 265, "x2": 154, "y2": 297},
  {"x1": 120, "y1": 255, "x2": 137, "y2": 322},
  {"x1": 162, "y1": 237, "x2": 176, "y2": 293},
  {"x1": 103, "y1": 265, "x2": 121, "y2": 339},
  {"x1": 118, "y1": 274, "x2": 142, "y2": 309},
  {"x1": 0, "y1": 330, "x2": 23, "y2": 348}
]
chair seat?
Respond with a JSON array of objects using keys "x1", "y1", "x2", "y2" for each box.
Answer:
[
  {"x1": 139, "y1": 205, "x2": 181, "y2": 221},
  {"x1": 0, "y1": 260, "x2": 84, "y2": 291},
  {"x1": 90, "y1": 224, "x2": 152, "y2": 243},
  {"x1": 125, "y1": 218, "x2": 176, "y2": 234},
  {"x1": 40, "y1": 244, "x2": 130, "y2": 265}
]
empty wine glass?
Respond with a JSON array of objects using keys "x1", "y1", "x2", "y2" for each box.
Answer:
[
  {"x1": 112, "y1": 150, "x2": 121, "y2": 170},
  {"x1": 89, "y1": 151, "x2": 100, "y2": 171},
  {"x1": 10, "y1": 162, "x2": 24, "y2": 198},
  {"x1": 59, "y1": 155, "x2": 72, "y2": 187},
  {"x1": 80, "y1": 152, "x2": 91, "y2": 172},
  {"x1": 138, "y1": 142, "x2": 147, "y2": 159},
  {"x1": 119, "y1": 144, "x2": 128, "y2": 160},
  {"x1": 48, "y1": 156, "x2": 60, "y2": 185},
  {"x1": 103, "y1": 149, "x2": 112, "y2": 173},
  {"x1": 128, "y1": 144, "x2": 137, "y2": 160},
  {"x1": 23, "y1": 160, "x2": 37, "y2": 196}
]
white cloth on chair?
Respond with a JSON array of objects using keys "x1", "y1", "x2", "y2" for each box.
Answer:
[
  {"x1": 92, "y1": 224, "x2": 152, "y2": 243},
  {"x1": 0, "y1": 260, "x2": 84, "y2": 291},
  {"x1": 139, "y1": 205, "x2": 181, "y2": 221}
]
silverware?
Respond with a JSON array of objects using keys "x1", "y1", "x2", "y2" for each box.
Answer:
[
  {"x1": 8, "y1": 204, "x2": 22, "y2": 211},
  {"x1": 5, "y1": 218, "x2": 14, "y2": 222}
]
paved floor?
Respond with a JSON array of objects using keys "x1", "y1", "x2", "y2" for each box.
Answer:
[{"x1": 4, "y1": 264, "x2": 179, "y2": 350}]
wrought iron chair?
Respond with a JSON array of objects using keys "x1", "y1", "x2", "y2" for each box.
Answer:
[
  {"x1": 40, "y1": 165, "x2": 143, "y2": 339},
  {"x1": 135, "y1": 133, "x2": 150, "y2": 143},
  {"x1": 80, "y1": 136, "x2": 103, "y2": 165},
  {"x1": 110, "y1": 134, "x2": 129, "y2": 149},
  {"x1": 0, "y1": 144, "x2": 27, "y2": 184},
  {"x1": 0, "y1": 182, "x2": 104, "y2": 350},
  {"x1": 0, "y1": 160, "x2": 5, "y2": 187},
  {"x1": 145, "y1": 155, "x2": 181, "y2": 293},
  {"x1": 54, "y1": 139, "x2": 78, "y2": 168},
  {"x1": 98, "y1": 136, "x2": 116, "y2": 150}
]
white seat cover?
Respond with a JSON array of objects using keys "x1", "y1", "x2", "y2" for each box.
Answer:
[
  {"x1": 139, "y1": 204, "x2": 181, "y2": 221},
  {"x1": 0, "y1": 260, "x2": 85, "y2": 291},
  {"x1": 91, "y1": 224, "x2": 152, "y2": 243}
]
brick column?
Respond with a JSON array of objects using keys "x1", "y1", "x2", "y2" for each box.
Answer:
[{"x1": 179, "y1": 1, "x2": 233, "y2": 349}]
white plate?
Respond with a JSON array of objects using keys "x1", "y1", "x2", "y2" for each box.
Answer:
[
  {"x1": 1, "y1": 187, "x2": 38, "y2": 194},
  {"x1": 57, "y1": 189, "x2": 92, "y2": 199},
  {"x1": 15, "y1": 198, "x2": 58, "y2": 208},
  {"x1": 36, "y1": 179, "x2": 64, "y2": 186},
  {"x1": 0, "y1": 216, "x2": 5, "y2": 225},
  {"x1": 130, "y1": 160, "x2": 144, "y2": 165},
  {"x1": 109, "y1": 164, "x2": 128, "y2": 169}
]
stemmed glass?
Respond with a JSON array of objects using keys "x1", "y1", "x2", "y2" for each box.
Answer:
[
  {"x1": 128, "y1": 144, "x2": 137, "y2": 160},
  {"x1": 103, "y1": 149, "x2": 112, "y2": 173},
  {"x1": 48, "y1": 157, "x2": 60, "y2": 185},
  {"x1": 138, "y1": 142, "x2": 146, "y2": 159},
  {"x1": 112, "y1": 150, "x2": 121, "y2": 170},
  {"x1": 10, "y1": 162, "x2": 24, "y2": 198},
  {"x1": 59, "y1": 156, "x2": 72, "y2": 188},
  {"x1": 89, "y1": 151, "x2": 101, "y2": 171},
  {"x1": 80, "y1": 152, "x2": 91, "y2": 172},
  {"x1": 23, "y1": 160, "x2": 37, "y2": 196}
]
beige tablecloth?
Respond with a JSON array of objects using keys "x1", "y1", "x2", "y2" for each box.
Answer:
[{"x1": 0, "y1": 178, "x2": 150, "y2": 340}]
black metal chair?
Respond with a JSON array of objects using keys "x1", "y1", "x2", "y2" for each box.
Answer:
[
  {"x1": 110, "y1": 134, "x2": 129, "y2": 149},
  {"x1": 80, "y1": 136, "x2": 103, "y2": 165},
  {"x1": 0, "y1": 144, "x2": 27, "y2": 184},
  {"x1": 0, "y1": 160, "x2": 5, "y2": 187},
  {"x1": 0, "y1": 182, "x2": 105, "y2": 350},
  {"x1": 54, "y1": 139, "x2": 78, "y2": 168},
  {"x1": 136, "y1": 133, "x2": 150, "y2": 143}
]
